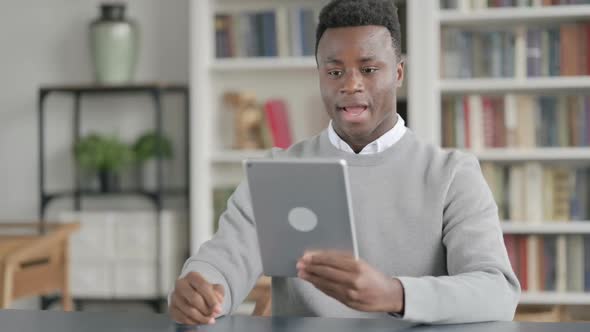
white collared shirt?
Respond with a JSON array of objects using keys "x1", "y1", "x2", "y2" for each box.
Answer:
[{"x1": 328, "y1": 114, "x2": 407, "y2": 154}]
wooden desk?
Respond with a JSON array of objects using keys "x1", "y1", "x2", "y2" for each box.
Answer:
[{"x1": 0, "y1": 222, "x2": 79, "y2": 310}]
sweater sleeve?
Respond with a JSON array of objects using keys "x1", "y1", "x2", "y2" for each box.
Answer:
[
  {"x1": 179, "y1": 180, "x2": 263, "y2": 316},
  {"x1": 396, "y1": 154, "x2": 521, "y2": 324}
]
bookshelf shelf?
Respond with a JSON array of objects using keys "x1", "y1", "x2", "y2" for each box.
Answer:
[
  {"x1": 502, "y1": 222, "x2": 590, "y2": 234},
  {"x1": 439, "y1": 5, "x2": 590, "y2": 27},
  {"x1": 467, "y1": 148, "x2": 590, "y2": 162},
  {"x1": 520, "y1": 292, "x2": 590, "y2": 305},
  {"x1": 212, "y1": 150, "x2": 268, "y2": 163},
  {"x1": 417, "y1": 2, "x2": 590, "y2": 307},
  {"x1": 211, "y1": 57, "x2": 318, "y2": 71},
  {"x1": 440, "y1": 77, "x2": 590, "y2": 95}
]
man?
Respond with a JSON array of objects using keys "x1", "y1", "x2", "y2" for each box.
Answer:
[{"x1": 170, "y1": 0, "x2": 520, "y2": 325}]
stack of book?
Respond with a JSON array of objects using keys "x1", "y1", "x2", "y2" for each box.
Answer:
[
  {"x1": 441, "y1": 23, "x2": 590, "y2": 78},
  {"x1": 504, "y1": 234, "x2": 590, "y2": 292},
  {"x1": 214, "y1": 7, "x2": 319, "y2": 58},
  {"x1": 480, "y1": 162, "x2": 588, "y2": 221},
  {"x1": 481, "y1": 161, "x2": 590, "y2": 293},
  {"x1": 441, "y1": 94, "x2": 590, "y2": 149}
]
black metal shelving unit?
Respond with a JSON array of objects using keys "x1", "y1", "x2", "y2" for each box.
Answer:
[{"x1": 37, "y1": 83, "x2": 190, "y2": 312}]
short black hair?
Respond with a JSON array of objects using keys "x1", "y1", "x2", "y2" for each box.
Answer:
[{"x1": 315, "y1": 0, "x2": 402, "y2": 60}]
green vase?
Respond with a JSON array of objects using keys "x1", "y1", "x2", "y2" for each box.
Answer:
[{"x1": 90, "y1": 3, "x2": 139, "y2": 84}]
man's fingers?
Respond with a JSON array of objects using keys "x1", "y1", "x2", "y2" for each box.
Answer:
[
  {"x1": 170, "y1": 304, "x2": 198, "y2": 326},
  {"x1": 182, "y1": 288, "x2": 212, "y2": 316},
  {"x1": 212, "y1": 284, "x2": 225, "y2": 310},
  {"x1": 213, "y1": 284, "x2": 225, "y2": 297},
  {"x1": 302, "y1": 251, "x2": 358, "y2": 272},
  {"x1": 176, "y1": 279, "x2": 209, "y2": 315},
  {"x1": 208, "y1": 284, "x2": 224, "y2": 315},
  {"x1": 186, "y1": 273, "x2": 221, "y2": 310},
  {"x1": 172, "y1": 293, "x2": 211, "y2": 325},
  {"x1": 300, "y1": 271, "x2": 349, "y2": 300},
  {"x1": 303, "y1": 264, "x2": 353, "y2": 285}
]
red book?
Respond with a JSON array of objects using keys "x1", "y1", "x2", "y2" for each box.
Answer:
[
  {"x1": 493, "y1": 98, "x2": 507, "y2": 148},
  {"x1": 518, "y1": 236, "x2": 528, "y2": 291},
  {"x1": 586, "y1": 24, "x2": 590, "y2": 75},
  {"x1": 463, "y1": 96, "x2": 471, "y2": 149},
  {"x1": 579, "y1": 24, "x2": 588, "y2": 75},
  {"x1": 504, "y1": 235, "x2": 518, "y2": 276},
  {"x1": 264, "y1": 100, "x2": 293, "y2": 149},
  {"x1": 560, "y1": 24, "x2": 579, "y2": 76},
  {"x1": 482, "y1": 97, "x2": 495, "y2": 149}
]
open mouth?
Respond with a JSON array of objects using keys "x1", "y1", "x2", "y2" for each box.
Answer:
[{"x1": 337, "y1": 105, "x2": 368, "y2": 117}]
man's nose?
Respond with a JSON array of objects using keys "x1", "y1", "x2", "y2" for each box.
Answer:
[{"x1": 339, "y1": 70, "x2": 364, "y2": 95}]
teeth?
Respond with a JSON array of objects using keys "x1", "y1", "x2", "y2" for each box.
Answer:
[{"x1": 343, "y1": 106, "x2": 366, "y2": 116}]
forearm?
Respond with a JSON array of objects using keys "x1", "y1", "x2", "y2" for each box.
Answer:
[
  {"x1": 396, "y1": 269, "x2": 520, "y2": 324},
  {"x1": 178, "y1": 180, "x2": 263, "y2": 315}
]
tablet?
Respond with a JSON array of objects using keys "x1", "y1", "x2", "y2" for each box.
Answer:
[{"x1": 244, "y1": 159, "x2": 359, "y2": 277}]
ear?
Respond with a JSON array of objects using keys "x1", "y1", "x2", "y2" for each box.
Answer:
[{"x1": 395, "y1": 56, "x2": 405, "y2": 88}]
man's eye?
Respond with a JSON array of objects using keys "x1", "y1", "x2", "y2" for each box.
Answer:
[
  {"x1": 362, "y1": 67, "x2": 378, "y2": 74},
  {"x1": 327, "y1": 70, "x2": 343, "y2": 78}
]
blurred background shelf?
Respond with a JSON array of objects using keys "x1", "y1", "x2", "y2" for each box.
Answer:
[
  {"x1": 440, "y1": 5, "x2": 590, "y2": 27},
  {"x1": 465, "y1": 148, "x2": 590, "y2": 162},
  {"x1": 211, "y1": 57, "x2": 317, "y2": 71},
  {"x1": 502, "y1": 222, "x2": 590, "y2": 234},
  {"x1": 440, "y1": 77, "x2": 590, "y2": 94},
  {"x1": 520, "y1": 292, "x2": 590, "y2": 305},
  {"x1": 211, "y1": 150, "x2": 268, "y2": 163}
]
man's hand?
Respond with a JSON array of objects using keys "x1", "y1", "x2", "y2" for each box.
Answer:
[
  {"x1": 169, "y1": 272, "x2": 225, "y2": 325},
  {"x1": 296, "y1": 251, "x2": 404, "y2": 314}
]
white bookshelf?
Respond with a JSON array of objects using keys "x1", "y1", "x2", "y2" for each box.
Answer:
[
  {"x1": 502, "y1": 222, "x2": 590, "y2": 235},
  {"x1": 440, "y1": 5, "x2": 590, "y2": 26},
  {"x1": 409, "y1": 1, "x2": 590, "y2": 306},
  {"x1": 520, "y1": 292, "x2": 590, "y2": 305},
  {"x1": 211, "y1": 57, "x2": 317, "y2": 71},
  {"x1": 470, "y1": 148, "x2": 590, "y2": 162},
  {"x1": 440, "y1": 77, "x2": 590, "y2": 94},
  {"x1": 212, "y1": 149, "x2": 268, "y2": 163}
]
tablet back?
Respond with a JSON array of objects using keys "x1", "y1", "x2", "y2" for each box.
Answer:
[{"x1": 244, "y1": 159, "x2": 358, "y2": 277}]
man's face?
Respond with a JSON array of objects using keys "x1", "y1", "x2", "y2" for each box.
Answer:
[{"x1": 317, "y1": 25, "x2": 404, "y2": 148}]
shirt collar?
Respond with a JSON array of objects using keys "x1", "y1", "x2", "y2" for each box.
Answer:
[{"x1": 328, "y1": 114, "x2": 407, "y2": 155}]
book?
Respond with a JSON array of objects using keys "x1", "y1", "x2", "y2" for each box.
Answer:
[
  {"x1": 560, "y1": 24, "x2": 579, "y2": 76},
  {"x1": 526, "y1": 28, "x2": 542, "y2": 77},
  {"x1": 566, "y1": 235, "x2": 585, "y2": 291},
  {"x1": 585, "y1": 236, "x2": 590, "y2": 291},
  {"x1": 527, "y1": 235, "x2": 540, "y2": 291},
  {"x1": 544, "y1": 236, "x2": 557, "y2": 291},
  {"x1": 441, "y1": 23, "x2": 589, "y2": 78},
  {"x1": 442, "y1": 94, "x2": 590, "y2": 149},
  {"x1": 264, "y1": 99, "x2": 293, "y2": 149},
  {"x1": 556, "y1": 235, "x2": 568, "y2": 292},
  {"x1": 518, "y1": 236, "x2": 529, "y2": 290},
  {"x1": 214, "y1": 7, "x2": 322, "y2": 59},
  {"x1": 509, "y1": 165, "x2": 526, "y2": 221},
  {"x1": 525, "y1": 162, "x2": 543, "y2": 223}
]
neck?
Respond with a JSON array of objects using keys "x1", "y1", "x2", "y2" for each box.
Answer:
[{"x1": 338, "y1": 113, "x2": 398, "y2": 154}]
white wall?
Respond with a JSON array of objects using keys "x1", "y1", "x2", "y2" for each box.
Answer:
[{"x1": 0, "y1": 0, "x2": 190, "y2": 220}]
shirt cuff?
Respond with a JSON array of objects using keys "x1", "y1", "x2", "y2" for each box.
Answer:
[{"x1": 387, "y1": 277, "x2": 405, "y2": 319}]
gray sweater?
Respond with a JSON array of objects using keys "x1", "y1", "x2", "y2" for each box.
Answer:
[{"x1": 180, "y1": 128, "x2": 521, "y2": 324}]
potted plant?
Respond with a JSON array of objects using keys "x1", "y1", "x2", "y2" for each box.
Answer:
[
  {"x1": 74, "y1": 134, "x2": 133, "y2": 192},
  {"x1": 132, "y1": 131, "x2": 174, "y2": 190}
]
